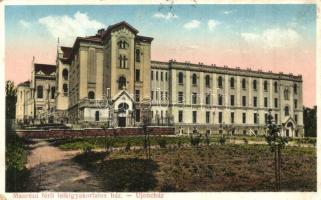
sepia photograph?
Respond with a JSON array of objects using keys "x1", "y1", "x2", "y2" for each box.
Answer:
[{"x1": 3, "y1": 1, "x2": 318, "y2": 198}]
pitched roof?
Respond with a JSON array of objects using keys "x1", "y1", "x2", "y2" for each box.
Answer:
[
  {"x1": 61, "y1": 46, "x2": 72, "y2": 59},
  {"x1": 18, "y1": 80, "x2": 30, "y2": 87},
  {"x1": 102, "y1": 21, "x2": 139, "y2": 40},
  {"x1": 34, "y1": 63, "x2": 56, "y2": 76}
]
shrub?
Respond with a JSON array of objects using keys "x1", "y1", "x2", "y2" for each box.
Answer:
[
  {"x1": 219, "y1": 136, "x2": 226, "y2": 145},
  {"x1": 157, "y1": 137, "x2": 167, "y2": 148},
  {"x1": 242, "y1": 138, "x2": 248, "y2": 144},
  {"x1": 125, "y1": 142, "x2": 131, "y2": 151},
  {"x1": 190, "y1": 135, "x2": 201, "y2": 146}
]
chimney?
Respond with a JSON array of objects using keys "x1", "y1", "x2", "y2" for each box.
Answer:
[{"x1": 97, "y1": 28, "x2": 105, "y2": 36}]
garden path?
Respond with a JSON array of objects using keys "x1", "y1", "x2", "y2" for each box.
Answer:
[{"x1": 25, "y1": 139, "x2": 103, "y2": 192}]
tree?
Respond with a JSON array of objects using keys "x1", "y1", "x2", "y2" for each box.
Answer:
[
  {"x1": 6, "y1": 80, "x2": 17, "y2": 120},
  {"x1": 265, "y1": 109, "x2": 288, "y2": 191},
  {"x1": 303, "y1": 106, "x2": 317, "y2": 137}
]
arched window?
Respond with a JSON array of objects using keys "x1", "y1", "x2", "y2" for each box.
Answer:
[
  {"x1": 253, "y1": 79, "x2": 257, "y2": 90},
  {"x1": 135, "y1": 49, "x2": 140, "y2": 62},
  {"x1": 284, "y1": 88, "x2": 289, "y2": 100},
  {"x1": 264, "y1": 80, "x2": 268, "y2": 91},
  {"x1": 230, "y1": 77, "x2": 235, "y2": 88},
  {"x1": 51, "y1": 87, "x2": 55, "y2": 99},
  {"x1": 37, "y1": 85, "x2": 43, "y2": 99},
  {"x1": 284, "y1": 106, "x2": 290, "y2": 116},
  {"x1": 118, "y1": 76, "x2": 126, "y2": 90},
  {"x1": 63, "y1": 84, "x2": 68, "y2": 93},
  {"x1": 62, "y1": 69, "x2": 68, "y2": 80},
  {"x1": 242, "y1": 78, "x2": 246, "y2": 89},
  {"x1": 178, "y1": 72, "x2": 184, "y2": 84},
  {"x1": 205, "y1": 75, "x2": 210, "y2": 87},
  {"x1": 95, "y1": 111, "x2": 100, "y2": 121},
  {"x1": 294, "y1": 84, "x2": 297, "y2": 94},
  {"x1": 192, "y1": 74, "x2": 197, "y2": 85},
  {"x1": 118, "y1": 40, "x2": 128, "y2": 49},
  {"x1": 218, "y1": 76, "x2": 223, "y2": 88},
  {"x1": 274, "y1": 82, "x2": 278, "y2": 92},
  {"x1": 118, "y1": 102, "x2": 129, "y2": 112},
  {"x1": 88, "y1": 91, "x2": 95, "y2": 99}
]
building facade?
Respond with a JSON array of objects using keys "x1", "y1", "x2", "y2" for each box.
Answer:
[{"x1": 16, "y1": 21, "x2": 304, "y2": 137}]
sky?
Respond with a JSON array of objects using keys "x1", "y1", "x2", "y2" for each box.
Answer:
[{"x1": 5, "y1": 4, "x2": 316, "y2": 107}]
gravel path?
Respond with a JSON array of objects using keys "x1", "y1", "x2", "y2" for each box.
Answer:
[{"x1": 26, "y1": 140, "x2": 103, "y2": 192}]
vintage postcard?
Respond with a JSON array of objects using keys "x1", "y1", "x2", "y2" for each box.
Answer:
[{"x1": 1, "y1": 0, "x2": 319, "y2": 199}]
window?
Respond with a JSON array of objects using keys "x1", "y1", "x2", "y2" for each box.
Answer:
[
  {"x1": 242, "y1": 96, "x2": 246, "y2": 107},
  {"x1": 151, "y1": 91, "x2": 154, "y2": 100},
  {"x1": 218, "y1": 95, "x2": 223, "y2": 106},
  {"x1": 284, "y1": 106, "x2": 289, "y2": 116},
  {"x1": 95, "y1": 111, "x2": 100, "y2": 121},
  {"x1": 295, "y1": 114, "x2": 298, "y2": 122},
  {"x1": 218, "y1": 76, "x2": 223, "y2": 88},
  {"x1": 51, "y1": 87, "x2": 55, "y2": 99},
  {"x1": 161, "y1": 72, "x2": 163, "y2": 81},
  {"x1": 242, "y1": 113, "x2": 246, "y2": 124},
  {"x1": 206, "y1": 111, "x2": 210, "y2": 123},
  {"x1": 178, "y1": 72, "x2": 184, "y2": 84},
  {"x1": 118, "y1": 40, "x2": 128, "y2": 49},
  {"x1": 160, "y1": 92, "x2": 163, "y2": 101},
  {"x1": 230, "y1": 77, "x2": 235, "y2": 88},
  {"x1": 136, "y1": 109, "x2": 141, "y2": 122},
  {"x1": 179, "y1": 110, "x2": 183, "y2": 123},
  {"x1": 135, "y1": 90, "x2": 140, "y2": 102},
  {"x1": 165, "y1": 72, "x2": 168, "y2": 81},
  {"x1": 231, "y1": 112, "x2": 235, "y2": 123},
  {"x1": 135, "y1": 69, "x2": 140, "y2": 82},
  {"x1": 253, "y1": 79, "x2": 257, "y2": 90},
  {"x1": 264, "y1": 80, "x2": 268, "y2": 91},
  {"x1": 254, "y1": 113, "x2": 258, "y2": 124},
  {"x1": 178, "y1": 92, "x2": 184, "y2": 103},
  {"x1": 294, "y1": 84, "x2": 298, "y2": 94},
  {"x1": 118, "y1": 76, "x2": 126, "y2": 90},
  {"x1": 63, "y1": 84, "x2": 68, "y2": 93},
  {"x1": 135, "y1": 49, "x2": 140, "y2": 62},
  {"x1": 275, "y1": 114, "x2": 278, "y2": 124},
  {"x1": 243, "y1": 130, "x2": 247, "y2": 135},
  {"x1": 192, "y1": 92, "x2": 197, "y2": 104},
  {"x1": 151, "y1": 71, "x2": 154, "y2": 80},
  {"x1": 205, "y1": 75, "x2": 210, "y2": 87},
  {"x1": 62, "y1": 69, "x2": 68, "y2": 80},
  {"x1": 274, "y1": 82, "x2": 278, "y2": 92},
  {"x1": 156, "y1": 71, "x2": 159, "y2": 80},
  {"x1": 264, "y1": 97, "x2": 268, "y2": 107},
  {"x1": 265, "y1": 113, "x2": 268, "y2": 124},
  {"x1": 37, "y1": 85, "x2": 43, "y2": 98},
  {"x1": 193, "y1": 111, "x2": 197, "y2": 123},
  {"x1": 218, "y1": 112, "x2": 223, "y2": 123},
  {"x1": 242, "y1": 78, "x2": 246, "y2": 90},
  {"x1": 88, "y1": 91, "x2": 95, "y2": 99},
  {"x1": 156, "y1": 91, "x2": 158, "y2": 100},
  {"x1": 253, "y1": 96, "x2": 257, "y2": 107},
  {"x1": 284, "y1": 88, "x2": 289, "y2": 100},
  {"x1": 294, "y1": 99, "x2": 298, "y2": 109},
  {"x1": 118, "y1": 55, "x2": 128, "y2": 68},
  {"x1": 206, "y1": 94, "x2": 210, "y2": 105},
  {"x1": 274, "y1": 98, "x2": 278, "y2": 108},
  {"x1": 230, "y1": 95, "x2": 235, "y2": 106},
  {"x1": 192, "y1": 74, "x2": 197, "y2": 85}
]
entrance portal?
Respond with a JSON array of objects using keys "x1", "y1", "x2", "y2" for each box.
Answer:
[{"x1": 118, "y1": 117, "x2": 126, "y2": 127}]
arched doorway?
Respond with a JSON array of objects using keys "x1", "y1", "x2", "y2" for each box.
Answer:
[
  {"x1": 118, "y1": 103, "x2": 129, "y2": 127},
  {"x1": 286, "y1": 122, "x2": 293, "y2": 137}
]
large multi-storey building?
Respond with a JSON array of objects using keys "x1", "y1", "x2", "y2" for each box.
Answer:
[{"x1": 16, "y1": 21, "x2": 304, "y2": 137}]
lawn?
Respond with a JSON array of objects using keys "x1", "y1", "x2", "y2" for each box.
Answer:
[{"x1": 72, "y1": 143, "x2": 316, "y2": 192}]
